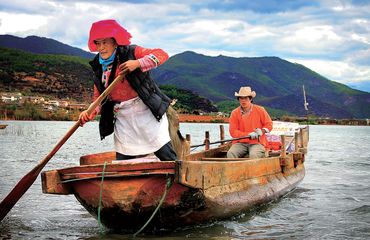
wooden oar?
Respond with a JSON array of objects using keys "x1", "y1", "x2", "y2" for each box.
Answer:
[
  {"x1": 0, "y1": 74, "x2": 124, "y2": 222},
  {"x1": 190, "y1": 135, "x2": 251, "y2": 148}
]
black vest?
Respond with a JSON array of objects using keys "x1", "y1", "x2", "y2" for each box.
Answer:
[{"x1": 89, "y1": 45, "x2": 171, "y2": 140}]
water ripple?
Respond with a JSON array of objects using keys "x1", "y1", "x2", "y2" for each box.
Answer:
[{"x1": 348, "y1": 205, "x2": 370, "y2": 214}]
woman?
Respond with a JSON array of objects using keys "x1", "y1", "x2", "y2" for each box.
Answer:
[{"x1": 79, "y1": 19, "x2": 177, "y2": 161}]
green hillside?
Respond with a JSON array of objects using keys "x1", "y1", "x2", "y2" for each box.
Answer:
[
  {"x1": 153, "y1": 51, "x2": 370, "y2": 118},
  {"x1": 0, "y1": 47, "x2": 93, "y2": 102},
  {"x1": 1, "y1": 41, "x2": 369, "y2": 119},
  {"x1": 0, "y1": 47, "x2": 215, "y2": 113}
]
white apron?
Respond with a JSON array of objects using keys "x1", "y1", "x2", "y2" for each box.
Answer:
[{"x1": 113, "y1": 97, "x2": 170, "y2": 155}]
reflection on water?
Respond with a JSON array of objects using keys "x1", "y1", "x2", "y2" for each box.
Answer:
[{"x1": 1, "y1": 122, "x2": 370, "y2": 239}]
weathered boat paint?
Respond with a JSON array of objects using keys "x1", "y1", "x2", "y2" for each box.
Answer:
[{"x1": 41, "y1": 126, "x2": 309, "y2": 232}]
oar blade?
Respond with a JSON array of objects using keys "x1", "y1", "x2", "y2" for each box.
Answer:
[{"x1": 0, "y1": 167, "x2": 40, "y2": 221}]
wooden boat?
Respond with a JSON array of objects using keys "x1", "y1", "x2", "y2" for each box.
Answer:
[
  {"x1": 41, "y1": 124, "x2": 309, "y2": 232},
  {"x1": 0, "y1": 124, "x2": 7, "y2": 129}
]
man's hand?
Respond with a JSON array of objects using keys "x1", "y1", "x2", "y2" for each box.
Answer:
[
  {"x1": 248, "y1": 132, "x2": 258, "y2": 139},
  {"x1": 248, "y1": 128, "x2": 263, "y2": 140},
  {"x1": 254, "y1": 128, "x2": 263, "y2": 136}
]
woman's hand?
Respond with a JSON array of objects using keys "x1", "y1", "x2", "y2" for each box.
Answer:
[
  {"x1": 79, "y1": 110, "x2": 97, "y2": 126},
  {"x1": 118, "y1": 60, "x2": 140, "y2": 75}
]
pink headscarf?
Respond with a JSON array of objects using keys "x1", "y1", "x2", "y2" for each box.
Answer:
[{"x1": 88, "y1": 19, "x2": 132, "y2": 52}]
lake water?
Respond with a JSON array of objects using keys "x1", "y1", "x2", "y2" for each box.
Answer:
[{"x1": 0, "y1": 121, "x2": 369, "y2": 239}]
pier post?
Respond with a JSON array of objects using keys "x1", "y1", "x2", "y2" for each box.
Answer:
[
  {"x1": 204, "y1": 131, "x2": 210, "y2": 150},
  {"x1": 219, "y1": 125, "x2": 225, "y2": 145}
]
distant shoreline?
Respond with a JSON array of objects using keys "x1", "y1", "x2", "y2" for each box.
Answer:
[
  {"x1": 178, "y1": 114, "x2": 229, "y2": 123},
  {"x1": 178, "y1": 114, "x2": 369, "y2": 126},
  {"x1": 1, "y1": 114, "x2": 369, "y2": 126}
]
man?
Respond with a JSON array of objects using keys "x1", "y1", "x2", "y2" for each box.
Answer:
[{"x1": 227, "y1": 86, "x2": 273, "y2": 159}]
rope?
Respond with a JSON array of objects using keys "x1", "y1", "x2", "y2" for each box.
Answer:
[
  {"x1": 98, "y1": 161, "x2": 107, "y2": 233},
  {"x1": 133, "y1": 176, "x2": 173, "y2": 237}
]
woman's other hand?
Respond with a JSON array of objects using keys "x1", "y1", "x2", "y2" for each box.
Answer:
[{"x1": 119, "y1": 60, "x2": 140, "y2": 75}]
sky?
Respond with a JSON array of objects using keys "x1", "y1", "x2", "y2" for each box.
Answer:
[{"x1": 0, "y1": 0, "x2": 369, "y2": 92}]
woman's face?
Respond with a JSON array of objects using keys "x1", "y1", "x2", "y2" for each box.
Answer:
[{"x1": 94, "y1": 38, "x2": 117, "y2": 59}]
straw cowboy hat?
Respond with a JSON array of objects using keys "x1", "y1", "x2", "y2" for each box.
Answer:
[
  {"x1": 88, "y1": 19, "x2": 132, "y2": 52},
  {"x1": 234, "y1": 86, "x2": 256, "y2": 98}
]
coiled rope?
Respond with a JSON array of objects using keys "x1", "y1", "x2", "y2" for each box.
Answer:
[{"x1": 133, "y1": 176, "x2": 173, "y2": 237}]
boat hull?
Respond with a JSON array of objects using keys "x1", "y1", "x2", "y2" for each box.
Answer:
[
  {"x1": 42, "y1": 152, "x2": 305, "y2": 231},
  {"x1": 41, "y1": 126, "x2": 309, "y2": 232},
  {"x1": 72, "y1": 176, "x2": 205, "y2": 230}
]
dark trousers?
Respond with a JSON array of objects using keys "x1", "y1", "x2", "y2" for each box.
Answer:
[{"x1": 116, "y1": 141, "x2": 177, "y2": 161}]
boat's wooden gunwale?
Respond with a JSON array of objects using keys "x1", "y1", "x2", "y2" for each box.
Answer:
[
  {"x1": 41, "y1": 161, "x2": 176, "y2": 194},
  {"x1": 61, "y1": 170, "x2": 175, "y2": 183},
  {"x1": 57, "y1": 161, "x2": 175, "y2": 174}
]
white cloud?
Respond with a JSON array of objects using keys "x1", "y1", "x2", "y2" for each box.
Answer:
[
  {"x1": 289, "y1": 58, "x2": 370, "y2": 85},
  {"x1": 278, "y1": 25, "x2": 346, "y2": 56},
  {"x1": 351, "y1": 33, "x2": 370, "y2": 44},
  {"x1": 0, "y1": 0, "x2": 369, "y2": 92},
  {"x1": 0, "y1": 12, "x2": 48, "y2": 35},
  {"x1": 347, "y1": 48, "x2": 370, "y2": 66}
]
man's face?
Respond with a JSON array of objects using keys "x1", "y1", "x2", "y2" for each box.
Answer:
[{"x1": 238, "y1": 96, "x2": 252, "y2": 109}]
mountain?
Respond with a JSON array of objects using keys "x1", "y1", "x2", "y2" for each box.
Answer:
[
  {"x1": 152, "y1": 51, "x2": 370, "y2": 118},
  {"x1": 0, "y1": 47, "x2": 216, "y2": 112},
  {"x1": 0, "y1": 35, "x2": 369, "y2": 119},
  {"x1": 0, "y1": 35, "x2": 94, "y2": 59},
  {"x1": 0, "y1": 47, "x2": 94, "y2": 102}
]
